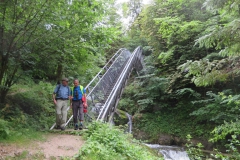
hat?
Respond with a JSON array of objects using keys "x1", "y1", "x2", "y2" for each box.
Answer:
[{"x1": 62, "y1": 78, "x2": 69, "y2": 82}]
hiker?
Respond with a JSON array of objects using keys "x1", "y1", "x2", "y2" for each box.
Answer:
[
  {"x1": 52, "y1": 78, "x2": 71, "y2": 130},
  {"x1": 70, "y1": 79, "x2": 87, "y2": 130}
]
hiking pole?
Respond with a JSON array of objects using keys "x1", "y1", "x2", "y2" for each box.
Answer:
[{"x1": 65, "y1": 115, "x2": 73, "y2": 128}]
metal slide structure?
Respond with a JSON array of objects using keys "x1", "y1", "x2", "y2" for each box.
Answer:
[{"x1": 50, "y1": 46, "x2": 143, "y2": 130}]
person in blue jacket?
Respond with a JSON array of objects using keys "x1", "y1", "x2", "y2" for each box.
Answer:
[
  {"x1": 70, "y1": 79, "x2": 87, "y2": 130},
  {"x1": 52, "y1": 78, "x2": 71, "y2": 131}
]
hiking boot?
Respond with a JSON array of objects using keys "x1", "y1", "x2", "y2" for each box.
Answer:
[
  {"x1": 55, "y1": 125, "x2": 61, "y2": 129},
  {"x1": 79, "y1": 123, "x2": 83, "y2": 130},
  {"x1": 74, "y1": 124, "x2": 78, "y2": 130}
]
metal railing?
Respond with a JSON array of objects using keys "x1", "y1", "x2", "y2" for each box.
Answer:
[
  {"x1": 97, "y1": 47, "x2": 143, "y2": 122},
  {"x1": 50, "y1": 47, "x2": 143, "y2": 130}
]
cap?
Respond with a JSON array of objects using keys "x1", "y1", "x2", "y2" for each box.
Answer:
[{"x1": 62, "y1": 78, "x2": 69, "y2": 82}]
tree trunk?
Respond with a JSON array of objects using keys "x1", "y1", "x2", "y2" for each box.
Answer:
[
  {"x1": 0, "y1": 88, "x2": 8, "y2": 104},
  {"x1": 56, "y1": 63, "x2": 63, "y2": 81}
]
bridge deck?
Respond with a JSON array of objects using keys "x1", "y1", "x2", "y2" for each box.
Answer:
[{"x1": 50, "y1": 128, "x2": 87, "y2": 133}]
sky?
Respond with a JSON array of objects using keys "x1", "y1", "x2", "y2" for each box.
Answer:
[{"x1": 115, "y1": 0, "x2": 153, "y2": 26}]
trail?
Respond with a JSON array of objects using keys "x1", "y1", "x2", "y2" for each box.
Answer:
[{"x1": 0, "y1": 133, "x2": 85, "y2": 160}]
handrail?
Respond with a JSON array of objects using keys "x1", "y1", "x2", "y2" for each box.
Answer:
[
  {"x1": 97, "y1": 46, "x2": 142, "y2": 121},
  {"x1": 50, "y1": 46, "x2": 143, "y2": 130},
  {"x1": 85, "y1": 48, "x2": 127, "y2": 90},
  {"x1": 86, "y1": 49, "x2": 130, "y2": 97}
]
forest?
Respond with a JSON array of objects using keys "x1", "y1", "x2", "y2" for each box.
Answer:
[{"x1": 1, "y1": 0, "x2": 240, "y2": 159}]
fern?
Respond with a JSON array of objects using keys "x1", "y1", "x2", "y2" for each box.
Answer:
[
  {"x1": 190, "y1": 91, "x2": 240, "y2": 124},
  {"x1": 158, "y1": 47, "x2": 174, "y2": 64},
  {"x1": 175, "y1": 88, "x2": 201, "y2": 98},
  {"x1": 178, "y1": 59, "x2": 230, "y2": 87},
  {"x1": 192, "y1": 70, "x2": 228, "y2": 87}
]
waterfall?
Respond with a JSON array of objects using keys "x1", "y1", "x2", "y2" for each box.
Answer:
[
  {"x1": 125, "y1": 113, "x2": 132, "y2": 134},
  {"x1": 145, "y1": 144, "x2": 190, "y2": 160}
]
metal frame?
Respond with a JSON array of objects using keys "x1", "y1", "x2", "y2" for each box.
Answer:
[{"x1": 50, "y1": 47, "x2": 143, "y2": 130}]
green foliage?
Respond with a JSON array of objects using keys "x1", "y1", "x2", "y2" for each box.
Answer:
[
  {"x1": 4, "y1": 81, "x2": 55, "y2": 128},
  {"x1": 154, "y1": 17, "x2": 203, "y2": 47},
  {"x1": 186, "y1": 121, "x2": 240, "y2": 159},
  {"x1": 178, "y1": 59, "x2": 229, "y2": 86},
  {"x1": 196, "y1": 0, "x2": 240, "y2": 56},
  {"x1": 175, "y1": 88, "x2": 201, "y2": 98},
  {"x1": 158, "y1": 47, "x2": 175, "y2": 63},
  {"x1": 0, "y1": 80, "x2": 56, "y2": 143},
  {"x1": 133, "y1": 111, "x2": 211, "y2": 140},
  {"x1": 121, "y1": 0, "x2": 240, "y2": 157},
  {"x1": 76, "y1": 122, "x2": 162, "y2": 160},
  {"x1": 185, "y1": 134, "x2": 205, "y2": 160},
  {"x1": 0, "y1": 121, "x2": 45, "y2": 143},
  {"x1": 190, "y1": 91, "x2": 240, "y2": 124},
  {"x1": 0, "y1": 119, "x2": 10, "y2": 140},
  {"x1": 0, "y1": 0, "x2": 121, "y2": 103},
  {"x1": 119, "y1": 71, "x2": 169, "y2": 114},
  {"x1": 210, "y1": 120, "x2": 240, "y2": 143},
  {"x1": 210, "y1": 120, "x2": 240, "y2": 158}
]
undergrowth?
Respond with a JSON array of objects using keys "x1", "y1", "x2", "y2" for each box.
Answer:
[
  {"x1": 75, "y1": 122, "x2": 163, "y2": 160},
  {"x1": 133, "y1": 111, "x2": 213, "y2": 142},
  {"x1": 0, "y1": 80, "x2": 55, "y2": 142}
]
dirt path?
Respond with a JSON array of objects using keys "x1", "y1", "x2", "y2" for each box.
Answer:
[{"x1": 0, "y1": 133, "x2": 85, "y2": 160}]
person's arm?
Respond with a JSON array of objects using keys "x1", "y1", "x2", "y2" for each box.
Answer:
[
  {"x1": 53, "y1": 85, "x2": 58, "y2": 105},
  {"x1": 69, "y1": 87, "x2": 73, "y2": 108},
  {"x1": 53, "y1": 93, "x2": 57, "y2": 104}
]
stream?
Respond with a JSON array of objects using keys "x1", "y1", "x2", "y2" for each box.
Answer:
[
  {"x1": 145, "y1": 144, "x2": 190, "y2": 160},
  {"x1": 125, "y1": 114, "x2": 190, "y2": 159}
]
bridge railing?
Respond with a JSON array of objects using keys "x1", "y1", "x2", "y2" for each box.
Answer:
[
  {"x1": 85, "y1": 49, "x2": 132, "y2": 121},
  {"x1": 97, "y1": 46, "x2": 143, "y2": 122},
  {"x1": 50, "y1": 47, "x2": 143, "y2": 130}
]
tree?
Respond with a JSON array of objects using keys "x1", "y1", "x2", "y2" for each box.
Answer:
[{"x1": 0, "y1": 0, "x2": 121, "y2": 104}]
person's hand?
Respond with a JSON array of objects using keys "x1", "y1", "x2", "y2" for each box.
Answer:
[
  {"x1": 83, "y1": 102, "x2": 88, "y2": 107},
  {"x1": 53, "y1": 99, "x2": 57, "y2": 105}
]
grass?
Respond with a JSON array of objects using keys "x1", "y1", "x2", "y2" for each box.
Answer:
[
  {"x1": 0, "y1": 128, "x2": 47, "y2": 144},
  {"x1": 4, "y1": 151, "x2": 46, "y2": 160}
]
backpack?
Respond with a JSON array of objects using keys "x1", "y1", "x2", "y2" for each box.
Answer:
[
  {"x1": 71, "y1": 85, "x2": 84, "y2": 97},
  {"x1": 71, "y1": 85, "x2": 88, "y2": 113}
]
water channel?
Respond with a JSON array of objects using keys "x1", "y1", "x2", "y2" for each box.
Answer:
[
  {"x1": 145, "y1": 144, "x2": 190, "y2": 160},
  {"x1": 125, "y1": 113, "x2": 190, "y2": 159}
]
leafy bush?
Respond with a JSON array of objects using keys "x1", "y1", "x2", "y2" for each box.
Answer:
[
  {"x1": 0, "y1": 80, "x2": 56, "y2": 142},
  {"x1": 133, "y1": 111, "x2": 212, "y2": 141},
  {"x1": 191, "y1": 91, "x2": 240, "y2": 125},
  {"x1": 4, "y1": 81, "x2": 55, "y2": 130},
  {"x1": 208, "y1": 120, "x2": 240, "y2": 159},
  {"x1": 76, "y1": 122, "x2": 162, "y2": 160},
  {"x1": 0, "y1": 119, "x2": 10, "y2": 139},
  {"x1": 185, "y1": 134, "x2": 204, "y2": 160}
]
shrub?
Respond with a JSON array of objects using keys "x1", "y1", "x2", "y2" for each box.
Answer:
[
  {"x1": 0, "y1": 119, "x2": 10, "y2": 140},
  {"x1": 76, "y1": 122, "x2": 163, "y2": 160}
]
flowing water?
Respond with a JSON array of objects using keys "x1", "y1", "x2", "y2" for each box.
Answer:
[
  {"x1": 125, "y1": 113, "x2": 132, "y2": 134},
  {"x1": 145, "y1": 144, "x2": 190, "y2": 160},
  {"x1": 124, "y1": 113, "x2": 189, "y2": 159}
]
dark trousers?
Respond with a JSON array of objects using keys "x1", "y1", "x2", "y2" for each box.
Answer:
[{"x1": 72, "y1": 100, "x2": 84, "y2": 124}]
